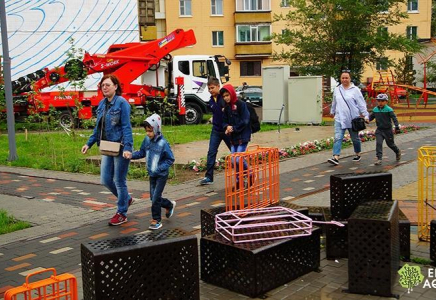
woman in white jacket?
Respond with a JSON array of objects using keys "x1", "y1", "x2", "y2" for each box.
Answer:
[{"x1": 328, "y1": 70, "x2": 369, "y2": 165}]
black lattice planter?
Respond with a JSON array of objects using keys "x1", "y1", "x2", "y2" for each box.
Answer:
[
  {"x1": 431, "y1": 220, "x2": 436, "y2": 262},
  {"x1": 330, "y1": 172, "x2": 392, "y2": 220},
  {"x1": 325, "y1": 221, "x2": 348, "y2": 260},
  {"x1": 348, "y1": 201, "x2": 399, "y2": 297},
  {"x1": 81, "y1": 228, "x2": 199, "y2": 300},
  {"x1": 201, "y1": 206, "x2": 226, "y2": 237},
  {"x1": 399, "y1": 210, "x2": 411, "y2": 261},
  {"x1": 201, "y1": 228, "x2": 320, "y2": 298}
]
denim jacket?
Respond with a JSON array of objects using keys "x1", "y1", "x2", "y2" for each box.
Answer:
[
  {"x1": 132, "y1": 135, "x2": 175, "y2": 177},
  {"x1": 86, "y1": 96, "x2": 133, "y2": 152}
]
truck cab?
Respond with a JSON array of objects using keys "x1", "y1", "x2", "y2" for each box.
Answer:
[{"x1": 170, "y1": 55, "x2": 230, "y2": 124}]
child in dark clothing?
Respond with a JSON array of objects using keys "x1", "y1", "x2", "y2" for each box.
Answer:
[
  {"x1": 369, "y1": 93, "x2": 401, "y2": 165},
  {"x1": 131, "y1": 113, "x2": 176, "y2": 230},
  {"x1": 199, "y1": 77, "x2": 231, "y2": 185},
  {"x1": 222, "y1": 84, "x2": 252, "y2": 189}
]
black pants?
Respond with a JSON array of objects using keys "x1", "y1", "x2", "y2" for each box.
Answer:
[{"x1": 375, "y1": 128, "x2": 399, "y2": 160}]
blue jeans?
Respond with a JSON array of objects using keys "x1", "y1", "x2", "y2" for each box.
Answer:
[
  {"x1": 101, "y1": 154, "x2": 131, "y2": 216},
  {"x1": 231, "y1": 143, "x2": 249, "y2": 182},
  {"x1": 149, "y1": 175, "x2": 172, "y2": 222},
  {"x1": 205, "y1": 129, "x2": 231, "y2": 181},
  {"x1": 332, "y1": 121, "x2": 361, "y2": 156}
]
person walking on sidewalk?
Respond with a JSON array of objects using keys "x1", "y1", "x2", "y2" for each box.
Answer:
[
  {"x1": 199, "y1": 77, "x2": 231, "y2": 185},
  {"x1": 222, "y1": 84, "x2": 252, "y2": 189},
  {"x1": 369, "y1": 93, "x2": 401, "y2": 165},
  {"x1": 81, "y1": 74, "x2": 133, "y2": 226},
  {"x1": 131, "y1": 114, "x2": 176, "y2": 230},
  {"x1": 328, "y1": 70, "x2": 369, "y2": 166}
]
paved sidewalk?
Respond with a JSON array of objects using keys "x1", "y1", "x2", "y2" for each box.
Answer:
[{"x1": 1, "y1": 125, "x2": 436, "y2": 299}]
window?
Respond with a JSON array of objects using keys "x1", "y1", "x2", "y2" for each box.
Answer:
[
  {"x1": 211, "y1": 0, "x2": 223, "y2": 15},
  {"x1": 240, "y1": 61, "x2": 262, "y2": 76},
  {"x1": 407, "y1": 26, "x2": 417, "y2": 40},
  {"x1": 212, "y1": 31, "x2": 224, "y2": 46},
  {"x1": 237, "y1": 25, "x2": 271, "y2": 42},
  {"x1": 376, "y1": 57, "x2": 388, "y2": 70},
  {"x1": 192, "y1": 60, "x2": 217, "y2": 78},
  {"x1": 178, "y1": 61, "x2": 190, "y2": 75},
  {"x1": 180, "y1": 0, "x2": 192, "y2": 16},
  {"x1": 377, "y1": 27, "x2": 388, "y2": 38},
  {"x1": 408, "y1": 0, "x2": 418, "y2": 11},
  {"x1": 236, "y1": 0, "x2": 270, "y2": 11},
  {"x1": 280, "y1": 0, "x2": 289, "y2": 7}
]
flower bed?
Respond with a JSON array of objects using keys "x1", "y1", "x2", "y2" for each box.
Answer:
[{"x1": 183, "y1": 125, "x2": 420, "y2": 172}]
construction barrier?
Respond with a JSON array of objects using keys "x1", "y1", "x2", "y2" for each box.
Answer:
[
  {"x1": 4, "y1": 268, "x2": 78, "y2": 300},
  {"x1": 418, "y1": 146, "x2": 436, "y2": 241},
  {"x1": 224, "y1": 145, "x2": 279, "y2": 211}
]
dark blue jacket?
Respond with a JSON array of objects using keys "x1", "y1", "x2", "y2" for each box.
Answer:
[
  {"x1": 209, "y1": 94, "x2": 226, "y2": 132},
  {"x1": 223, "y1": 100, "x2": 251, "y2": 145}
]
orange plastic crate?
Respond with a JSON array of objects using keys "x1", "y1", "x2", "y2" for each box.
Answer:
[
  {"x1": 4, "y1": 268, "x2": 78, "y2": 300},
  {"x1": 225, "y1": 146, "x2": 280, "y2": 211}
]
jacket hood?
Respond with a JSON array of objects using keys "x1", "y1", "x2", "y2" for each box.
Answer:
[
  {"x1": 220, "y1": 84, "x2": 238, "y2": 110},
  {"x1": 145, "y1": 113, "x2": 162, "y2": 139}
]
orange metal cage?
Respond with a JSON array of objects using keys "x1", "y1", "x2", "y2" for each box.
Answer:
[
  {"x1": 4, "y1": 268, "x2": 78, "y2": 300},
  {"x1": 225, "y1": 146, "x2": 280, "y2": 211}
]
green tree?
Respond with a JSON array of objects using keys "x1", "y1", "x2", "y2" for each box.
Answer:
[
  {"x1": 272, "y1": 0, "x2": 422, "y2": 81},
  {"x1": 393, "y1": 55, "x2": 416, "y2": 85}
]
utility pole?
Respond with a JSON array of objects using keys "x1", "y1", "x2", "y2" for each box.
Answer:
[{"x1": 0, "y1": 0, "x2": 18, "y2": 161}]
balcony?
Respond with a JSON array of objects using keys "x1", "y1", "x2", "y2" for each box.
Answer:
[
  {"x1": 235, "y1": 43, "x2": 272, "y2": 58},
  {"x1": 235, "y1": 12, "x2": 272, "y2": 24}
]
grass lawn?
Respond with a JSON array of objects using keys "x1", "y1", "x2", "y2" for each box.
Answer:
[
  {"x1": 0, "y1": 209, "x2": 31, "y2": 235},
  {"x1": 0, "y1": 116, "x2": 296, "y2": 179}
]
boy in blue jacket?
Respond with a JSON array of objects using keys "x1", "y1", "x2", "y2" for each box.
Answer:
[
  {"x1": 369, "y1": 93, "x2": 401, "y2": 165},
  {"x1": 131, "y1": 114, "x2": 176, "y2": 230},
  {"x1": 199, "y1": 77, "x2": 231, "y2": 185}
]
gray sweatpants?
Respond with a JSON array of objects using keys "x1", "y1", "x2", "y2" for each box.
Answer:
[{"x1": 375, "y1": 128, "x2": 399, "y2": 160}]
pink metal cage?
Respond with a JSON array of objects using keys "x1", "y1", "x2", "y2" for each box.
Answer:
[{"x1": 215, "y1": 206, "x2": 343, "y2": 243}]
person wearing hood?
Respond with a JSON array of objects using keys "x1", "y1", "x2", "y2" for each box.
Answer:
[
  {"x1": 222, "y1": 84, "x2": 252, "y2": 189},
  {"x1": 131, "y1": 114, "x2": 176, "y2": 230}
]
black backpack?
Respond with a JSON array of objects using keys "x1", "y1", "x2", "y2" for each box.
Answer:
[{"x1": 237, "y1": 100, "x2": 260, "y2": 134}]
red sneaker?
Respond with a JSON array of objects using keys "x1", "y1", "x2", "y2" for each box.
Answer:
[{"x1": 108, "y1": 213, "x2": 127, "y2": 226}]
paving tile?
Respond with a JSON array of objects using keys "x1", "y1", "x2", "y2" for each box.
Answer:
[
  {"x1": 5, "y1": 263, "x2": 31, "y2": 272},
  {"x1": 49, "y1": 247, "x2": 73, "y2": 255},
  {"x1": 12, "y1": 254, "x2": 36, "y2": 262}
]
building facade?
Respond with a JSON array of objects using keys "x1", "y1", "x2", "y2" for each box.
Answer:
[{"x1": 145, "y1": 0, "x2": 433, "y2": 87}]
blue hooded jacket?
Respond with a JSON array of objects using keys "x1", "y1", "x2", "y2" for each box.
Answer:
[{"x1": 132, "y1": 114, "x2": 175, "y2": 177}]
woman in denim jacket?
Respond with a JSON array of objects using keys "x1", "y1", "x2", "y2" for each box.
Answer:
[{"x1": 81, "y1": 74, "x2": 133, "y2": 226}]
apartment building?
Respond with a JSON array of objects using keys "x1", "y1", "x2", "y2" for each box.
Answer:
[{"x1": 142, "y1": 0, "x2": 431, "y2": 86}]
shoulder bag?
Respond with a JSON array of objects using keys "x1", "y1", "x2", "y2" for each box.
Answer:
[
  {"x1": 338, "y1": 88, "x2": 366, "y2": 132},
  {"x1": 99, "y1": 103, "x2": 122, "y2": 156}
]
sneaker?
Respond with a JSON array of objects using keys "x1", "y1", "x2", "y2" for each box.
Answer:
[
  {"x1": 327, "y1": 157, "x2": 339, "y2": 165},
  {"x1": 108, "y1": 213, "x2": 127, "y2": 226},
  {"x1": 149, "y1": 219, "x2": 162, "y2": 230},
  {"x1": 374, "y1": 160, "x2": 382, "y2": 165},
  {"x1": 199, "y1": 177, "x2": 213, "y2": 185},
  {"x1": 128, "y1": 197, "x2": 134, "y2": 207},
  {"x1": 396, "y1": 151, "x2": 402, "y2": 161},
  {"x1": 166, "y1": 201, "x2": 176, "y2": 218},
  {"x1": 352, "y1": 155, "x2": 361, "y2": 162}
]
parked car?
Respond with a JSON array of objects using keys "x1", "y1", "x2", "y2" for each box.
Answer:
[{"x1": 237, "y1": 87, "x2": 263, "y2": 106}]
